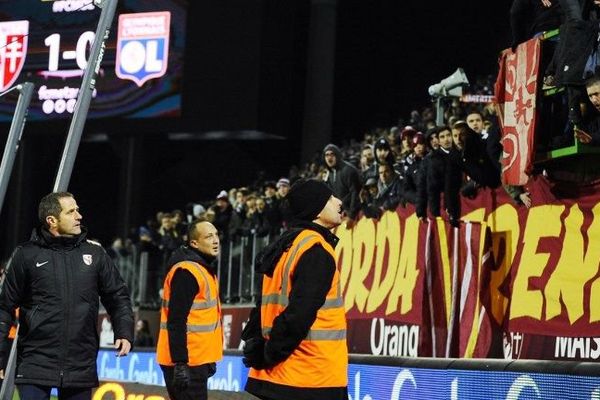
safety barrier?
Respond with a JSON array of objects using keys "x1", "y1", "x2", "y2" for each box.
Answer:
[{"x1": 95, "y1": 349, "x2": 600, "y2": 399}]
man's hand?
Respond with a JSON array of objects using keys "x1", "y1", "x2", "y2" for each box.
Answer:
[
  {"x1": 0, "y1": 369, "x2": 4, "y2": 379},
  {"x1": 519, "y1": 192, "x2": 532, "y2": 208},
  {"x1": 541, "y1": 0, "x2": 552, "y2": 7},
  {"x1": 575, "y1": 127, "x2": 593, "y2": 144},
  {"x1": 242, "y1": 337, "x2": 266, "y2": 369},
  {"x1": 115, "y1": 338, "x2": 131, "y2": 357},
  {"x1": 173, "y1": 363, "x2": 190, "y2": 391}
]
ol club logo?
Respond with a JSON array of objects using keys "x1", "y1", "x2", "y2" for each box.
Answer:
[
  {"x1": 115, "y1": 11, "x2": 170, "y2": 87},
  {"x1": 0, "y1": 20, "x2": 28, "y2": 92}
]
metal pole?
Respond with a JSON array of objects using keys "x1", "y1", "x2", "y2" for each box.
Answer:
[
  {"x1": 53, "y1": 0, "x2": 118, "y2": 192},
  {"x1": 0, "y1": 82, "x2": 33, "y2": 213},
  {"x1": 226, "y1": 241, "x2": 233, "y2": 302},
  {"x1": 435, "y1": 97, "x2": 444, "y2": 126},
  {"x1": 138, "y1": 252, "x2": 149, "y2": 306},
  {"x1": 0, "y1": 326, "x2": 18, "y2": 400},
  {"x1": 250, "y1": 232, "x2": 257, "y2": 301},
  {"x1": 238, "y1": 236, "x2": 246, "y2": 300}
]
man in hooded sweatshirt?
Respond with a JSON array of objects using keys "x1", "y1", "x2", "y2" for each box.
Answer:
[
  {"x1": 242, "y1": 178, "x2": 348, "y2": 400},
  {"x1": 322, "y1": 144, "x2": 362, "y2": 227},
  {"x1": 156, "y1": 220, "x2": 222, "y2": 400}
]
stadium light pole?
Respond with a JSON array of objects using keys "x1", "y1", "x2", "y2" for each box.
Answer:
[
  {"x1": 0, "y1": 82, "x2": 33, "y2": 213},
  {"x1": 53, "y1": 0, "x2": 118, "y2": 192}
]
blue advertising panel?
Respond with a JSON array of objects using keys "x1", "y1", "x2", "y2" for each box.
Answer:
[
  {"x1": 347, "y1": 364, "x2": 600, "y2": 400},
  {"x1": 97, "y1": 350, "x2": 249, "y2": 389},
  {"x1": 97, "y1": 351, "x2": 600, "y2": 399}
]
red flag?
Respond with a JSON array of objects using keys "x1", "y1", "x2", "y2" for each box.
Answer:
[{"x1": 495, "y1": 38, "x2": 541, "y2": 186}]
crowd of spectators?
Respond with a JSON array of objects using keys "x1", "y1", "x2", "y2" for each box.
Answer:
[{"x1": 113, "y1": 0, "x2": 600, "y2": 304}]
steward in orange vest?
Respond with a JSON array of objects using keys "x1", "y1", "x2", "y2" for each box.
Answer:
[
  {"x1": 242, "y1": 179, "x2": 348, "y2": 400},
  {"x1": 157, "y1": 220, "x2": 222, "y2": 400}
]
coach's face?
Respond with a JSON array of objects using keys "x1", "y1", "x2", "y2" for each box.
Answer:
[{"x1": 50, "y1": 196, "x2": 82, "y2": 237}]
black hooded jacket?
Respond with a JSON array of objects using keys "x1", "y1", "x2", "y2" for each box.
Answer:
[
  {"x1": 163, "y1": 245, "x2": 218, "y2": 363},
  {"x1": 323, "y1": 144, "x2": 362, "y2": 219},
  {"x1": 0, "y1": 227, "x2": 134, "y2": 388}
]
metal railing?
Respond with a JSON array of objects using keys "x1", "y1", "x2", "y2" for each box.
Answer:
[{"x1": 112, "y1": 231, "x2": 274, "y2": 308}]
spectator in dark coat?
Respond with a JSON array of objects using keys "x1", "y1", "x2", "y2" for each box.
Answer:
[
  {"x1": 375, "y1": 163, "x2": 404, "y2": 211},
  {"x1": 453, "y1": 121, "x2": 501, "y2": 190},
  {"x1": 403, "y1": 133, "x2": 428, "y2": 205},
  {"x1": 262, "y1": 181, "x2": 282, "y2": 237},
  {"x1": 323, "y1": 144, "x2": 362, "y2": 226},
  {"x1": 416, "y1": 126, "x2": 462, "y2": 227}
]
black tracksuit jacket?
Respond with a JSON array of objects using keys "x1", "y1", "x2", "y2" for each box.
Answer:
[{"x1": 0, "y1": 227, "x2": 134, "y2": 388}]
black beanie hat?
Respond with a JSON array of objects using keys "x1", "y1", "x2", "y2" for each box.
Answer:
[{"x1": 286, "y1": 178, "x2": 333, "y2": 222}]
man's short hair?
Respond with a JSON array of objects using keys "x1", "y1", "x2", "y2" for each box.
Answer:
[
  {"x1": 466, "y1": 110, "x2": 483, "y2": 119},
  {"x1": 38, "y1": 192, "x2": 73, "y2": 228},
  {"x1": 187, "y1": 220, "x2": 214, "y2": 243},
  {"x1": 585, "y1": 73, "x2": 600, "y2": 88},
  {"x1": 187, "y1": 220, "x2": 202, "y2": 242}
]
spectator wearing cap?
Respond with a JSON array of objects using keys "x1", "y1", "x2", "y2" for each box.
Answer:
[
  {"x1": 364, "y1": 137, "x2": 395, "y2": 184},
  {"x1": 242, "y1": 178, "x2": 348, "y2": 400},
  {"x1": 323, "y1": 144, "x2": 362, "y2": 227},
  {"x1": 398, "y1": 126, "x2": 417, "y2": 161},
  {"x1": 212, "y1": 190, "x2": 233, "y2": 242},
  {"x1": 276, "y1": 178, "x2": 290, "y2": 199},
  {"x1": 403, "y1": 133, "x2": 428, "y2": 205},
  {"x1": 359, "y1": 177, "x2": 381, "y2": 219}
]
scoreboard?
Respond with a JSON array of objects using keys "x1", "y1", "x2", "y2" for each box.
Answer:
[{"x1": 0, "y1": 0, "x2": 187, "y2": 121}]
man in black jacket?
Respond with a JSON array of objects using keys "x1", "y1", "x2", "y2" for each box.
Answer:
[
  {"x1": 0, "y1": 192, "x2": 134, "y2": 400},
  {"x1": 242, "y1": 179, "x2": 347, "y2": 400},
  {"x1": 156, "y1": 220, "x2": 221, "y2": 400},
  {"x1": 416, "y1": 126, "x2": 462, "y2": 227}
]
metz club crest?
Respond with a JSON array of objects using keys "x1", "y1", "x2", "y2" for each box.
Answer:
[
  {"x1": 115, "y1": 11, "x2": 171, "y2": 87},
  {"x1": 83, "y1": 254, "x2": 93, "y2": 266},
  {"x1": 0, "y1": 20, "x2": 28, "y2": 92}
]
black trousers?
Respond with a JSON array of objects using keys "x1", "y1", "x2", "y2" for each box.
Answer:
[
  {"x1": 160, "y1": 364, "x2": 210, "y2": 400},
  {"x1": 16, "y1": 385, "x2": 91, "y2": 400}
]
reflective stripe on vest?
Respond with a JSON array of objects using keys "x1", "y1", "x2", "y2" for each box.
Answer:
[
  {"x1": 159, "y1": 262, "x2": 218, "y2": 333},
  {"x1": 262, "y1": 326, "x2": 346, "y2": 341},
  {"x1": 156, "y1": 259, "x2": 223, "y2": 366},
  {"x1": 261, "y1": 234, "x2": 344, "y2": 311},
  {"x1": 249, "y1": 229, "x2": 348, "y2": 388},
  {"x1": 161, "y1": 298, "x2": 218, "y2": 310},
  {"x1": 160, "y1": 320, "x2": 220, "y2": 333}
]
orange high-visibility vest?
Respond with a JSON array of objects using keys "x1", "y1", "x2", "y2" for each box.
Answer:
[
  {"x1": 156, "y1": 261, "x2": 223, "y2": 366},
  {"x1": 248, "y1": 229, "x2": 348, "y2": 388}
]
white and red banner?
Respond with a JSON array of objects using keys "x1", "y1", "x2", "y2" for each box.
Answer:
[{"x1": 495, "y1": 38, "x2": 541, "y2": 186}]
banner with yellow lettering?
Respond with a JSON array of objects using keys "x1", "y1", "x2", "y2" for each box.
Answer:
[{"x1": 339, "y1": 175, "x2": 600, "y2": 360}]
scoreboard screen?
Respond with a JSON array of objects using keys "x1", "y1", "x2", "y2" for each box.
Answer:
[{"x1": 0, "y1": 0, "x2": 187, "y2": 121}]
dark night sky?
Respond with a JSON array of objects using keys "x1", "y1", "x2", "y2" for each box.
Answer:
[
  {"x1": 0, "y1": 0, "x2": 514, "y2": 253},
  {"x1": 333, "y1": 0, "x2": 512, "y2": 139}
]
